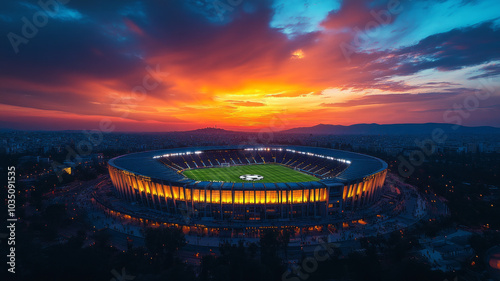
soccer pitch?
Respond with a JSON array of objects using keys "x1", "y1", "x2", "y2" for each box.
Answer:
[{"x1": 182, "y1": 164, "x2": 320, "y2": 183}]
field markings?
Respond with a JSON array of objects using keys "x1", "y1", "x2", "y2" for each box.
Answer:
[{"x1": 182, "y1": 164, "x2": 319, "y2": 183}]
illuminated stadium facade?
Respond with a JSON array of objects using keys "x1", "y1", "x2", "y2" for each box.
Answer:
[{"x1": 107, "y1": 146, "x2": 388, "y2": 224}]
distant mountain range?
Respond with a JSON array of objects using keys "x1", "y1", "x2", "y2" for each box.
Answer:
[
  {"x1": 180, "y1": 123, "x2": 500, "y2": 135},
  {"x1": 3, "y1": 123, "x2": 499, "y2": 135},
  {"x1": 182, "y1": 127, "x2": 235, "y2": 134},
  {"x1": 279, "y1": 123, "x2": 500, "y2": 135}
]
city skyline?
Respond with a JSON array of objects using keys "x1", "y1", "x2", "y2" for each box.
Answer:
[{"x1": 1, "y1": 0, "x2": 500, "y2": 132}]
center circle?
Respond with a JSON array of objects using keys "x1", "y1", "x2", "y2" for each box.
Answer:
[{"x1": 239, "y1": 174, "x2": 264, "y2": 181}]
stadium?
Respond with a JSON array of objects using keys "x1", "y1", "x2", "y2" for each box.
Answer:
[{"x1": 107, "y1": 146, "x2": 388, "y2": 228}]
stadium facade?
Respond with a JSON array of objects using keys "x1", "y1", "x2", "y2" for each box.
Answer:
[{"x1": 107, "y1": 146, "x2": 388, "y2": 223}]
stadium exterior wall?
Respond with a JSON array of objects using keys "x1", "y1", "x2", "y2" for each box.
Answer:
[{"x1": 107, "y1": 146, "x2": 388, "y2": 221}]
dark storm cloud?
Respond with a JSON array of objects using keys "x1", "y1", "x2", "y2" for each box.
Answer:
[
  {"x1": 365, "y1": 20, "x2": 500, "y2": 78},
  {"x1": 0, "y1": 2, "x2": 148, "y2": 87},
  {"x1": 468, "y1": 63, "x2": 500, "y2": 80},
  {"x1": 0, "y1": 0, "x2": 284, "y2": 88}
]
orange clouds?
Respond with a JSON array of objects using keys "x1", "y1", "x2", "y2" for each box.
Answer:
[{"x1": 1, "y1": 0, "x2": 499, "y2": 131}]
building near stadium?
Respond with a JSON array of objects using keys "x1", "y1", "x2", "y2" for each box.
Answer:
[{"x1": 107, "y1": 146, "x2": 388, "y2": 224}]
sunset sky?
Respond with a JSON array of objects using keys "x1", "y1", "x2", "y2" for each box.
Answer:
[{"x1": 1, "y1": 0, "x2": 499, "y2": 131}]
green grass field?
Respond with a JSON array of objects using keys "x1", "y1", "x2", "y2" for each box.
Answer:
[{"x1": 182, "y1": 164, "x2": 319, "y2": 183}]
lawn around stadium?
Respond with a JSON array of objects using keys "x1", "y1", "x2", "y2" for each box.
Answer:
[{"x1": 182, "y1": 164, "x2": 320, "y2": 183}]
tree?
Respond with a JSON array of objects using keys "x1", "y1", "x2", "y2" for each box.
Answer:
[
  {"x1": 278, "y1": 227, "x2": 292, "y2": 260},
  {"x1": 93, "y1": 230, "x2": 111, "y2": 250},
  {"x1": 44, "y1": 204, "x2": 67, "y2": 227},
  {"x1": 67, "y1": 230, "x2": 86, "y2": 249},
  {"x1": 144, "y1": 227, "x2": 186, "y2": 266}
]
